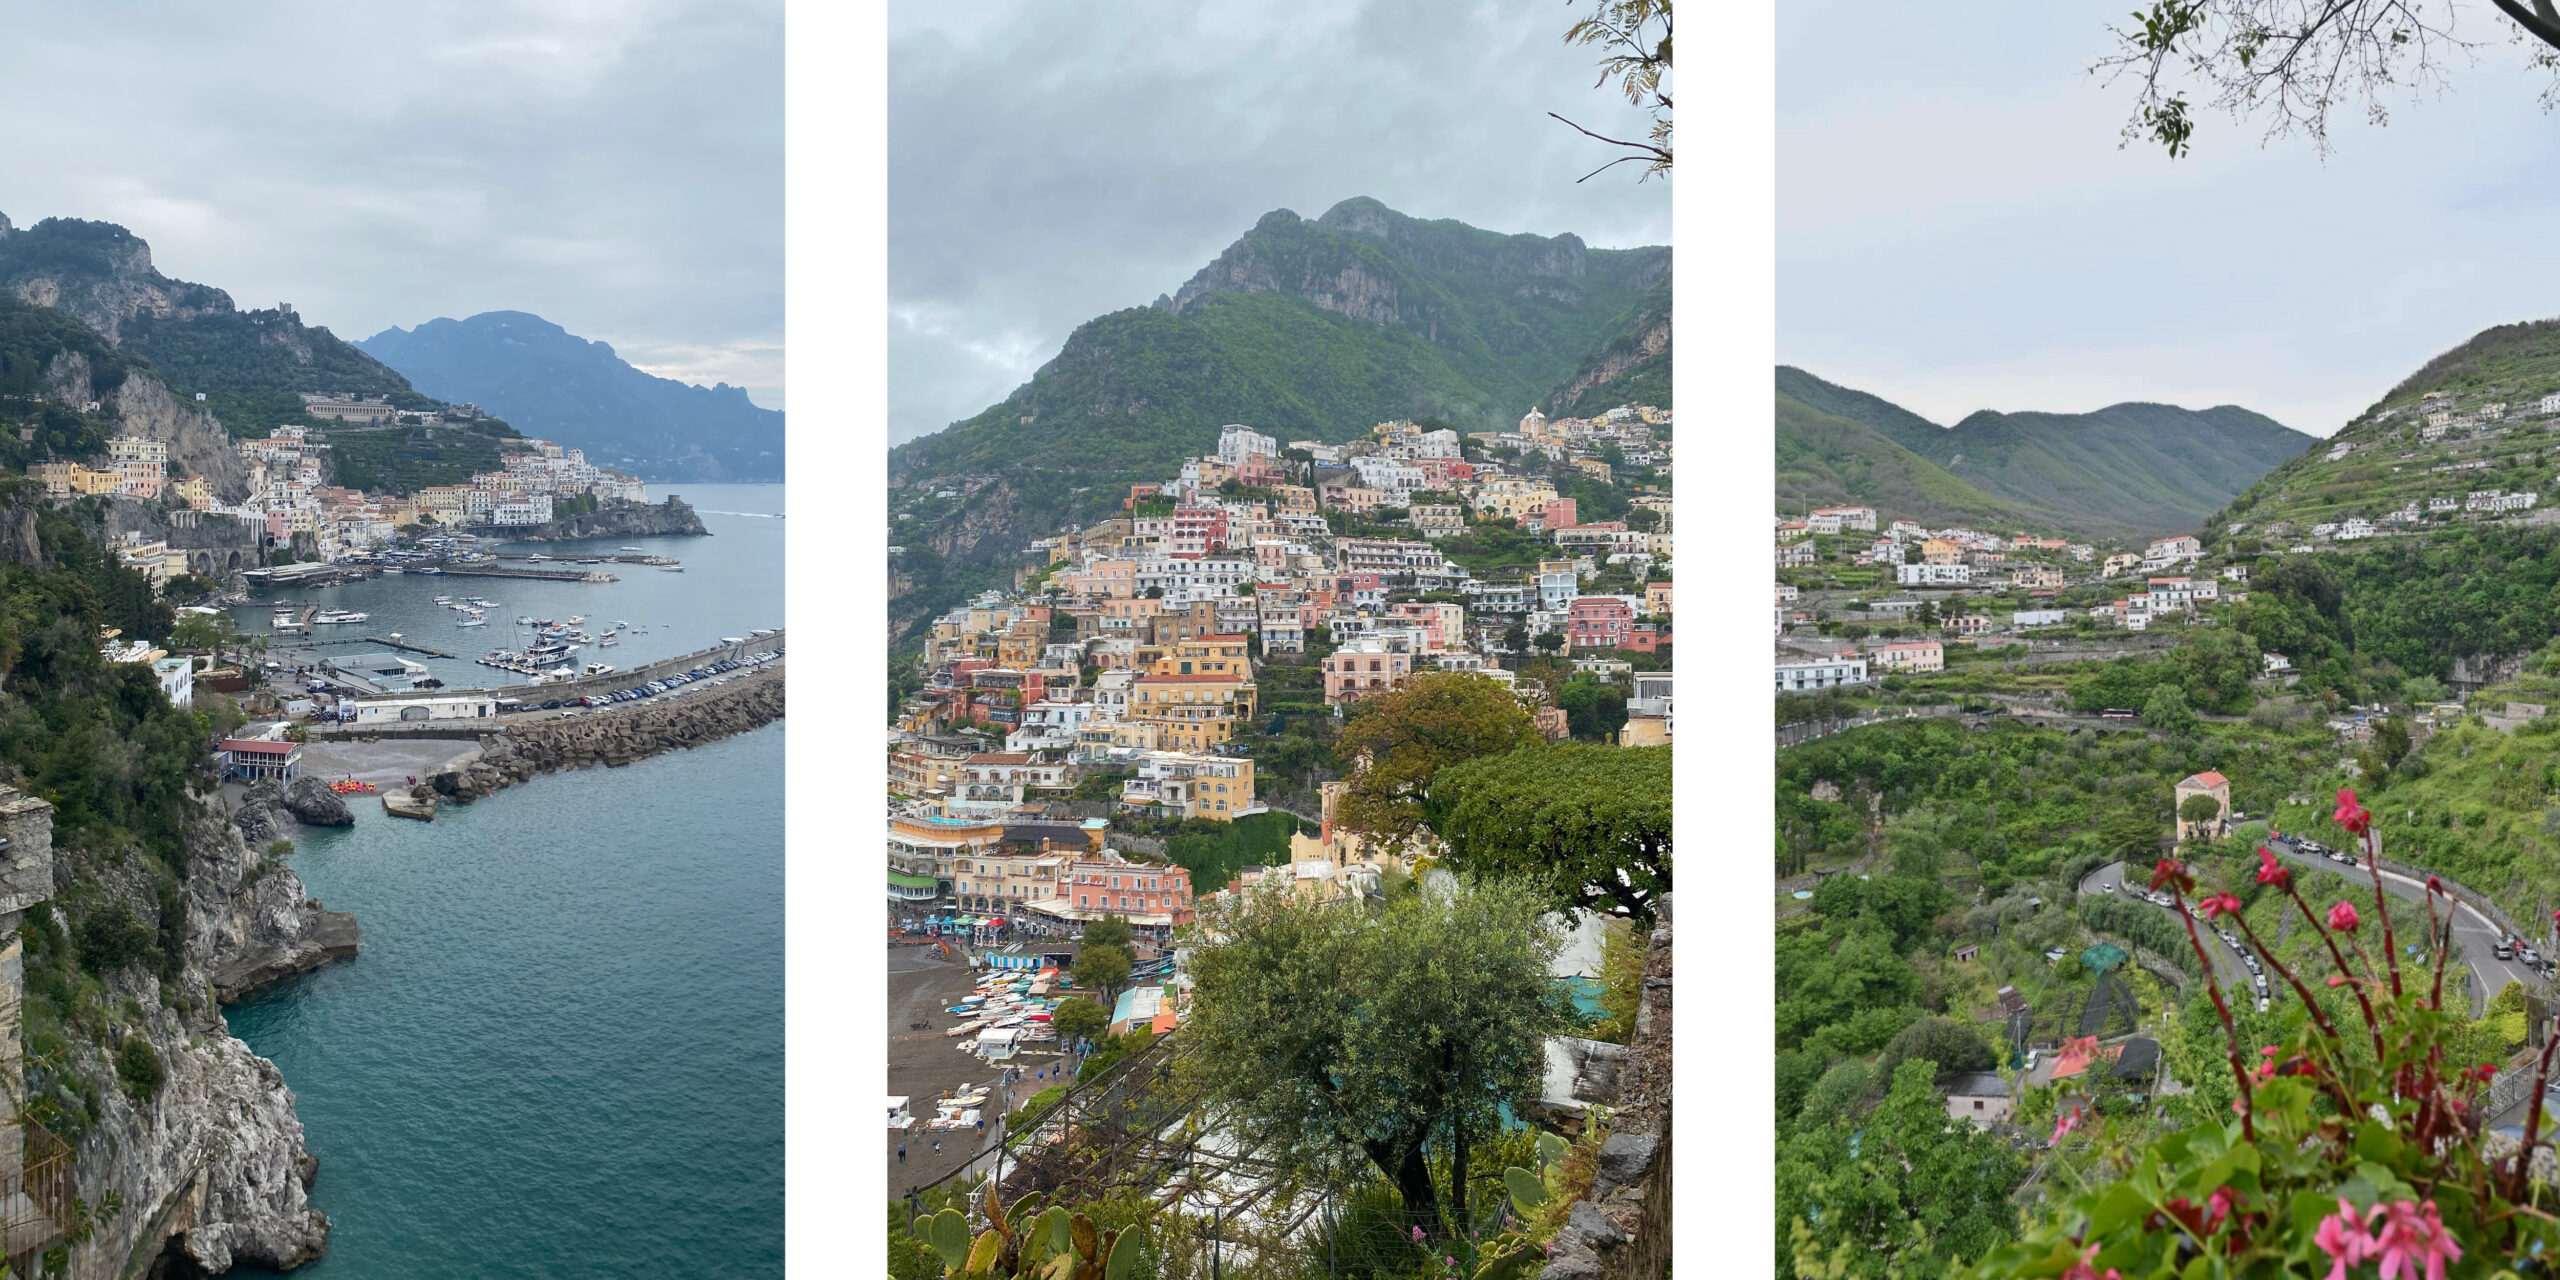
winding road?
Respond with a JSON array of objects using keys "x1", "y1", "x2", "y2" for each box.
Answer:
[{"x1": 2078, "y1": 861, "x2": 2257, "y2": 995}]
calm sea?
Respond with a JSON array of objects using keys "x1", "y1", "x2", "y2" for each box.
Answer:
[{"x1": 225, "y1": 483, "x2": 784, "y2": 1278}]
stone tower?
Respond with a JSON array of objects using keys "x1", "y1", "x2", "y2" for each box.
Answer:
[{"x1": 0, "y1": 787, "x2": 55, "y2": 1173}]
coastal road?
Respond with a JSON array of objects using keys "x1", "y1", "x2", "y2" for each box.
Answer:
[
  {"x1": 2265, "y1": 836, "x2": 2542, "y2": 1016},
  {"x1": 2079, "y1": 862, "x2": 2256, "y2": 995}
]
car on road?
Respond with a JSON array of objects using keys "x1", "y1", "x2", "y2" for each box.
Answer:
[{"x1": 2496, "y1": 940, "x2": 2516, "y2": 961}]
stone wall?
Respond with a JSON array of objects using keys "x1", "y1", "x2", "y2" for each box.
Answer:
[
  {"x1": 1538, "y1": 895, "x2": 1670, "y2": 1280},
  {"x1": 430, "y1": 669, "x2": 785, "y2": 802}
]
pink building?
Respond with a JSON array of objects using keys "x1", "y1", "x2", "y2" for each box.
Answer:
[
  {"x1": 1566, "y1": 596, "x2": 1637, "y2": 649},
  {"x1": 1528, "y1": 497, "x2": 1578, "y2": 533},
  {"x1": 1059, "y1": 861, "x2": 1196, "y2": 928},
  {"x1": 1321, "y1": 641, "x2": 1414, "y2": 703},
  {"x1": 1173, "y1": 505, "x2": 1230, "y2": 553}
]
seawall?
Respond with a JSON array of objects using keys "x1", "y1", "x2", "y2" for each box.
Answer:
[{"x1": 428, "y1": 667, "x2": 785, "y2": 802}]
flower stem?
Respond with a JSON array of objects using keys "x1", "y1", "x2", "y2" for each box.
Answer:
[
  {"x1": 2175, "y1": 891, "x2": 2255, "y2": 1140},
  {"x1": 2364, "y1": 829, "x2": 2404, "y2": 1000}
]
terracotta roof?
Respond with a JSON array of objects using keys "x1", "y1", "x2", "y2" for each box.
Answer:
[{"x1": 2180, "y1": 770, "x2": 2230, "y2": 790}]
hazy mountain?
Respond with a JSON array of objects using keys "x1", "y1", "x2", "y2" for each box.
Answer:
[
  {"x1": 1778, "y1": 366, "x2": 2312, "y2": 540},
  {"x1": 359, "y1": 311, "x2": 782, "y2": 483}
]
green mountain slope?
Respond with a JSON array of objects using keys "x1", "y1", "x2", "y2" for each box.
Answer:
[
  {"x1": 2211, "y1": 319, "x2": 2560, "y2": 539},
  {"x1": 1778, "y1": 367, "x2": 2312, "y2": 540},
  {"x1": 889, "y1": 198, "x2": 1670, "y2": 635},
  {"x1": 1776, "y1": 391, "x2": 2028, "y2": 529},
  {"x1": 0, "y1": 215, "x2": 439, "y2": 436},
  {"x1": 1544, "y1": 279, "x2": 1670, "y2": 417}
]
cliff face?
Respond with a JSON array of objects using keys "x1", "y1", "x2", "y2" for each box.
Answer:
[
  {"x1": 39, "y1": 349, "x2": 252, "y2": 503},
  {"x1": 0, "y1": 219, "x2": 230, "y2": 344},
  {"x1": 51, "y1": 800, "x2": 355, "y2": 1277},
  {"x1": 496, "y1": 496, "x2": 709, "y2": 543}
]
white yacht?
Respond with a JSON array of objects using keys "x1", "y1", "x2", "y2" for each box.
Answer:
[{"x1": 313, "y1": 609, "x2": 368, "y2": 625}]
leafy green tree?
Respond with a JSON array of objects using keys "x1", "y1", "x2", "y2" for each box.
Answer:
[
  {"x1": 2178, "y1": 791, "x2": 2225, "y2": 837},
  {"x1": 2140, "y1": 682, "x2": 2198, "y2": 734},
  {"x1": 1080, "y1": 916, "x2": 1133, "y2": 953},
  {"x1": 1334, "y1": 672, "x2": 1540, "y2": 852},
  {"x1": 1555, "y1": 673, "x2": 1627, "y2": 741},
  {"x1": 1776, "y1": 1059, "x2": 2022, "y2": 1278},
  {"x1": 1071, "y1": 944, "x2": 1131, "y2": 998},
  {"x1": 1426, "y1": 743, "x2": 1671, "y2": 924},
  {"x1": 1179, "y1": 875, "x2": 1569, "y2": 1238},
  {"x1": 1050, "y1": 996, "x2": 1107, "y2": 1043},
  {"x1": 1872, "y1": 1016, "x2": 1995, "y2": 1084},
  {"x1": 1776, "y1": 924, "x2": 1917, "y2": 1050}
]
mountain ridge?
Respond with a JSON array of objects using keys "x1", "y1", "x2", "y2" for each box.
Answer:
[
  {"x1": 357, "y1": 310, "x2": 784, "y2": 483},
  {"x1": 887, "y1": 197, "x2": 1672, "y2": 637},
  {"x1": 1777, "y1": 366, "x2": 2313, "y2": 541}
]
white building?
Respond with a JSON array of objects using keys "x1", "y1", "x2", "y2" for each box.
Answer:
[
  {"x1": 349, "y1": 692, "x2": 500, "y2": 724},
  {"x1": 1217, "y1": 424, "x2": 1281, "y2": 468},
  {"x1": 1895, "y1": 562, "x2": 1971, "y2": 587},
  {"x1": 1776, "y1": 654, "x2": 1868, "y2": 693}
]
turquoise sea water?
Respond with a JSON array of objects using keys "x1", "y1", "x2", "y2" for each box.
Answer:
[{"x1": 225, "y1": 484, "x2": 783, "y2": 1278}]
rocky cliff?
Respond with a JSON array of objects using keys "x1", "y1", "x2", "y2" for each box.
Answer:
[
  {"x1": 493, "y1": 496, "x2": 709, "y2": 543},
  {"x1": 38, "y1": 349, "x2": 251, "y2": 503},
  {"x1": 0, "y1": 218, "x2": 229, "y2": 345},
  {"x1": 43, "y1": 795, "x2": 357, "y2": 1277}
]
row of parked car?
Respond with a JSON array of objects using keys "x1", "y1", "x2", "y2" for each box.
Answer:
[
  {"x1": 575, "y1": 649, "x2": 781, "y2": 709},
  {"x1": 2099, "y1": 875, "x2": 2274, "y2": 1011},
  {"x1": 512, "y1": 649, "x2": 783, "y2": 713}
]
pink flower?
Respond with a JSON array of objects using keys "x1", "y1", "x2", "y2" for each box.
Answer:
[
  {"x1": 2207, "y1": 1186, "x2": 2236, "y2": 1229},
  {"x1": 2367, "y1": 1199, "x2": 2461, "y2": 1280},
  {"x1": 2329, "y1": 901, "x2": 2362, "y2": 932},
  {"x1": 2151, "y1": 857, "x2": 2195, "y2": 895},
  {"x1": 2257, "y1": 845, "x2": 2292, "y2": 889},
  {"x1": 2198, "y1": 892, "x2": 2244, "y2": 919},
  {"x1": 2335, "y1": 789, "x2": 2372, "y2": 836},
  {"x1": 2426, "y1": 875, "x2": 2444, "y2": 894},
  {"x1": 2061, "y1": 1243, "x2": 2124, "y2": 1280},
  {"x1": 2051, "y1": 1105, "x2": 2081, "y2": 1144},
  {"x1": 1410, "y1": 1226, "x2": 1425, "y2": 1244},
  {"x1": 2316, "y1": 1199, "x2": 2377, "y2": 1280}
]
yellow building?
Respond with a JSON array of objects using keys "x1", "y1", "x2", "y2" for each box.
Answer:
[
  {"x1": 1645, "y1": 581, "x2": 1673, "y2": 618},
  {"x1": 1131, "y1": 671, "x2": 1258, "y2": 751},
  {"x1": 1123, "y1": 750, "x2": 1256, "y2": 821},
  {"x1": 1472, "y1": 478, "x2": 1561, "y2": 522}
]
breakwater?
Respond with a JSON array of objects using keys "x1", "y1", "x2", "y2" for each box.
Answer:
[{"x1": 429, "y1": 668, "x2": 785, "y2": 801}]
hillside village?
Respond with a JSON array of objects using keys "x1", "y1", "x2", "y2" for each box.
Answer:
[
  {"x1": 25, "y1": 391, "x2": 649, "y2": 589},
  {"x1": 2224, "y1": 385, "x2": 2560, "y2": 542},
  {"x1": 888, "y1": 406, "x2": 1675, "y2": 954},
  {"x1": 1769, "y1": 501, "x2": 2277, "y2": 690}
]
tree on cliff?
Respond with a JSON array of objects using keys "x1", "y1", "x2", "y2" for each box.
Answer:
[{"x1": 1179, "y1": 875, "x2": 1569, "y2": 1241}]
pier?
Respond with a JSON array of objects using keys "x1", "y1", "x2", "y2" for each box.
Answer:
[
  {"x1": 494, "y1": 553, "x2": 679, "y2": 567},
  {"x1": 428, "y1": 565, "x2": 618, "y2": 584},
  {"x1": 365, "y1": 636, "x2": 456, "y2": 659}
]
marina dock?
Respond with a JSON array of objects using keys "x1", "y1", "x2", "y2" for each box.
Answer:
[
  {"x1": 427, "y1": 565, "x2": 618, "y2": 584},
  {"x1": 365, "y1": 636, "x2": 457, "y2": 659}
]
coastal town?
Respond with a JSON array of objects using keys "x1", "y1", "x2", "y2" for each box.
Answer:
[
  {"x1": 885, "y1": 406, "x2": 1675, "y2": 1197},
  {"x1": 30, "y1": 392, "x2": 652, "y2": 591}
]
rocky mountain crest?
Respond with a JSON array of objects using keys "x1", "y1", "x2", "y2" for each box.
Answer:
[{"x1": 0, "y1": 217, "x2": 231, "y2": 343}]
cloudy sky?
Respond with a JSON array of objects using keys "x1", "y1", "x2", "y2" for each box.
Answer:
[
  {"x1": 1783, "y1": 1, "x2": 2560, "y2": 438},
  {"x1": 888, "y1": 0, "x2": 1675, "y2": 445},
  {"x1": 1, "y1": 1, "x2": 782, "y2": 408}
]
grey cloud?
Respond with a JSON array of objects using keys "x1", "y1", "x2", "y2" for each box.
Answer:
[
  {"x1": 0, "y1": 1, "x2": 781, "y2": 408},
  {"x1": 888, "y1": 0, "x2": 1674, "y2": 445}
]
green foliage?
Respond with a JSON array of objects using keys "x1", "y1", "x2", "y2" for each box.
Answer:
[
  {"x1": 1160, "y1": 810, "x2": 1312, "y2": 896},
  {"x1": 1777, "y1": 1059, "x2": 2023, "y2": 1278},
  {"x1": 1591, "y1": 918, "x2": 1647, "y2": 1043},
  {"x1": 1079, "y1": 917, "x2": 1132, "y2": 953},
  {"x1": 113, "y1": 1034, "x2": 162, "y2": 1102},
  {"x1": 1070, "y1": 944, "x2": 1131, "y2": 998},
  {"x1": 1780, "y1": 364, "x2": 2309, "y2": 542},
  {"x1": 1427, "y1": 743, "x2": 1671, "y2": 924},
  {"x1": 1554, "y1": 673, "x2": 1626, "y2": 741},
  {"x1": 1336, "y1": 672, "x2": 1541, "y2": 851},
  {"x1": 2140, "y1": 682, "x2": 2199, "y2": 735},
  {"x1": 74, "y1": 908, "x2": 152, "y2": 975},
  {"x1": 1179, "y1": 874, "x2": 1571, "y2": 1236},
  {"x1": 324, "y1": 416, "x2": 524, "y2": 495},
  {"x1": 1049, "y1": 996, "x2": 1107, "y2": 1043}
]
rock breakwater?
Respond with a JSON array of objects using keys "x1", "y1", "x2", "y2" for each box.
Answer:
[{"x1": 431, "y1": 670, "x2": 784, "y2": 802}]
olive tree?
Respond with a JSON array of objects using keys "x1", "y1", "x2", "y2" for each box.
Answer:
[{"x1": 1178, "y1": 875, "x2": 1570, "y2": 1239}]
